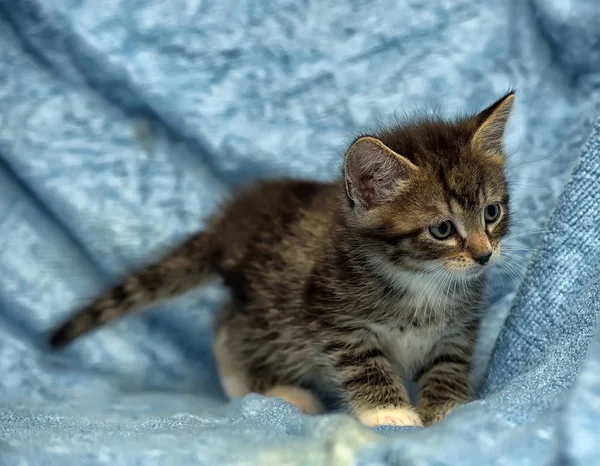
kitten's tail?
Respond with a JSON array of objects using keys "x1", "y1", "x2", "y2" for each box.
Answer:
[{"x1": 49, "y1": 232, "x2": 217, "y2": 349}]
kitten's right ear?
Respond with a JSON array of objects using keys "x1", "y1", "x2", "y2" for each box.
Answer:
[
  {"x1": 344, "y1": 136, "x2": 418, "y2": 210},
  {"x1": 471, "y1": 92, "x2": 515, "y2": 157}
]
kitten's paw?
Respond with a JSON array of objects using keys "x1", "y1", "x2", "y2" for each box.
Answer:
[
  {"x1": 418, "y1": 401, "x2": 463, "y2": 425},
  {"x1": 357, "y1": 406, "x2": 423, "y2": 427},
  {"x1": 264, "y1": 385, "x2": 325, "y2": 415}
]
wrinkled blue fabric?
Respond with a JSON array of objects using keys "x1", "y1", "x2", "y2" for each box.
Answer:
[{"x1": 0, "y1": 0, "x2": 599, "y2": 464}]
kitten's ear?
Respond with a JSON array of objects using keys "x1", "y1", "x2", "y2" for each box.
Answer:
[
  {"x1": 344, "y1": 136, "x2": 418, "y2": 210},
  {"x1": 471, "y1": 92, "x2": 515, "y2": 157}
]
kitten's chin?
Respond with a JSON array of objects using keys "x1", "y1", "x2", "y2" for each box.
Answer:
[
  {"x1": 457, "y1": 266, "x2": 486, "y2": 279},
  {"x1": 443, "y1": 265, "x2": 486, "y2": 279}
]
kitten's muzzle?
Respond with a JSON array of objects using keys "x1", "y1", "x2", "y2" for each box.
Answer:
[{"x1": 473, "y1": 252, "x2": 492, "y2": 266}]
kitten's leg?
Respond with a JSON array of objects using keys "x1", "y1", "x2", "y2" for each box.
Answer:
[
  {"x1": 263, "y1": 385, "x2": 324, "y2": 415},
  {"x1": 214, "y1": 326, "x2": 251, "y2": 399},
  {"x1": 415, "y1": 341, "x2": 473, "y2": 426},
  {"x1": 214, "y1": 325, "x2": 324, "y2": 415},
  {"x1": 329, "y1": 339, "x2": 422, "y2": 427}
]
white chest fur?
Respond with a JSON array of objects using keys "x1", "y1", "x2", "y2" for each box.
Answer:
[
  {"x1": 369, "y1": 324, "x2": 442, "y2": 378},
  {"x1": 367, "y1": 257, "x2": 461, "y2": 376},
  {"x1": 375, "y1": 260, "x2": 455, "y2": 313}
]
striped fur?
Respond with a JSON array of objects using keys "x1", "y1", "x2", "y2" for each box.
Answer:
[{"x1": 49, "y1": 93, "x2": 514, "y2": 426}]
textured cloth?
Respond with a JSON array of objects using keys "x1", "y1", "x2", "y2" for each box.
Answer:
[{"x1": 0, "y1": 0, "x2": 599, "y2": 464}]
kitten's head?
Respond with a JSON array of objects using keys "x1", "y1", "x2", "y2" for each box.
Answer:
[{"x1": 343, "y1": 92, "x2": 514, "y2": 279}]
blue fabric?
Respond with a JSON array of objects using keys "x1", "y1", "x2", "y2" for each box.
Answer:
[{"x1": 0, "y1": 0, "x2": 599, "y2": 464}]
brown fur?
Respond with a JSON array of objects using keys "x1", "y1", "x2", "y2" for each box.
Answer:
[{"x1": 49, "y1": 92, "x2": 514, "y2": 426}]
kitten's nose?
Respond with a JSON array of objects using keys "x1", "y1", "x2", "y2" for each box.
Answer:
[{"x1": 474, "y1": 253, "x2": 492, "y2": 266}]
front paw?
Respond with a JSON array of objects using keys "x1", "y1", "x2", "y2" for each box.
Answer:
[
  {"x1": 418, "y1": 401, "x2": 463, "y2": 425},
  {"x1": 357, "y1": 406, "x2": 423, "y2": 427}
]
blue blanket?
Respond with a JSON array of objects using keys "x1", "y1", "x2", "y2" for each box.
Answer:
[{"x1": 1, "y1": 0, "x2": 599, "y2": 464}]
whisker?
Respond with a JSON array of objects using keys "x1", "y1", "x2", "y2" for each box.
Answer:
[
  {"x1": 497, "y1": 262, "x2": 523, "y2": 284},
  {"x1": 499, "y1": 258, "x2": 529, "y2": 278},
  {"x1": 495, "y1": 266, "x2": 507, "y2": 301},
  {"x1": 500, "y1": 251, "x2": 535, "y2": 258},
  {"x1": 496, "y1": 267, "x2": 519, "y2": 292},
  {"x1": 501, "y1": 263, "x2": 529, "y2": 277},
  {"x1": 508, "y1": 154, "x2": 556, "y2": 169},
  {"x1": 410, "y1": 268, "x2": 441, "y2": 325},
  {"x1": 510, "y1": 183, "x2": 549, "y2": 189},
  {"x1": 446, "y1": 270, "x2": 459, "y2": 337},
  {"x1": 436, "y1": 269, "x2": 453, "y2": 340},
  {"x1": 499, "y1": 252, "x2": 532, "y2": 261},
  {"x1": 513, "y1": 176, "x2": 553, "y2": 181},
  {"x1": 435, "y1": 271, "x2": 452, "y2": 338},
  {"x1": 505, "y1": 147, "x2": 521, "y2": 161},
  {"x1": 502, "y1": 230, "x2": 553, "y2": 241},
  {"x1": 498, "y1": 260, "x2": 530, "y2": 274},
  {"x1": 501, "y1": 245, "x2": 536, "y2": 252},
  {"x1": 501, "y1": 256, "x2": 530, "y2": 269},
  {"x1": 416, "y1": 267, "x2": 446, "y2": 326}
]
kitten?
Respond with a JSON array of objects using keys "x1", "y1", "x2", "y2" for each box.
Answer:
[{"x1": 49, "y1": 92, "x2": 514, "y2": 427}]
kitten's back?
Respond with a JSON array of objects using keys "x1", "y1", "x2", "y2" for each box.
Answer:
[{"x1": 49, "y1": 179, "x2": 338, "y2": 347}]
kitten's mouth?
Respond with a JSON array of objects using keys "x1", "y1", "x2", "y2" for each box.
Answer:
[{"x1": 444, "y1": 254, "x2": 496, "y2": 278}]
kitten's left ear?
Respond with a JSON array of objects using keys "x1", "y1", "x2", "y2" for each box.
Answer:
[
  {"x1": 344, "y1": 136, "x2": 418, "y2": 210},
  {"x1": 471, "y1": 92, "x2": 515, "y2": 157}
]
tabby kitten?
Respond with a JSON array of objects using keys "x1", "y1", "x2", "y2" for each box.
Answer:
[{"x1": 49, "y1": 92, "x2": 514, "y2": 427}]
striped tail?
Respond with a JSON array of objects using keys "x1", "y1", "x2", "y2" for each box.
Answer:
[{"x1": 49, "y1": 233, "x2": 216, "y2": 349}]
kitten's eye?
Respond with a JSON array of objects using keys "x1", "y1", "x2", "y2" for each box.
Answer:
[
  {"x1": 484, "y1": 204, "x2": 501, "y2": 223},
  {"x1": 429, "y1": 221, "x2": 455, "y2": 240}
]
